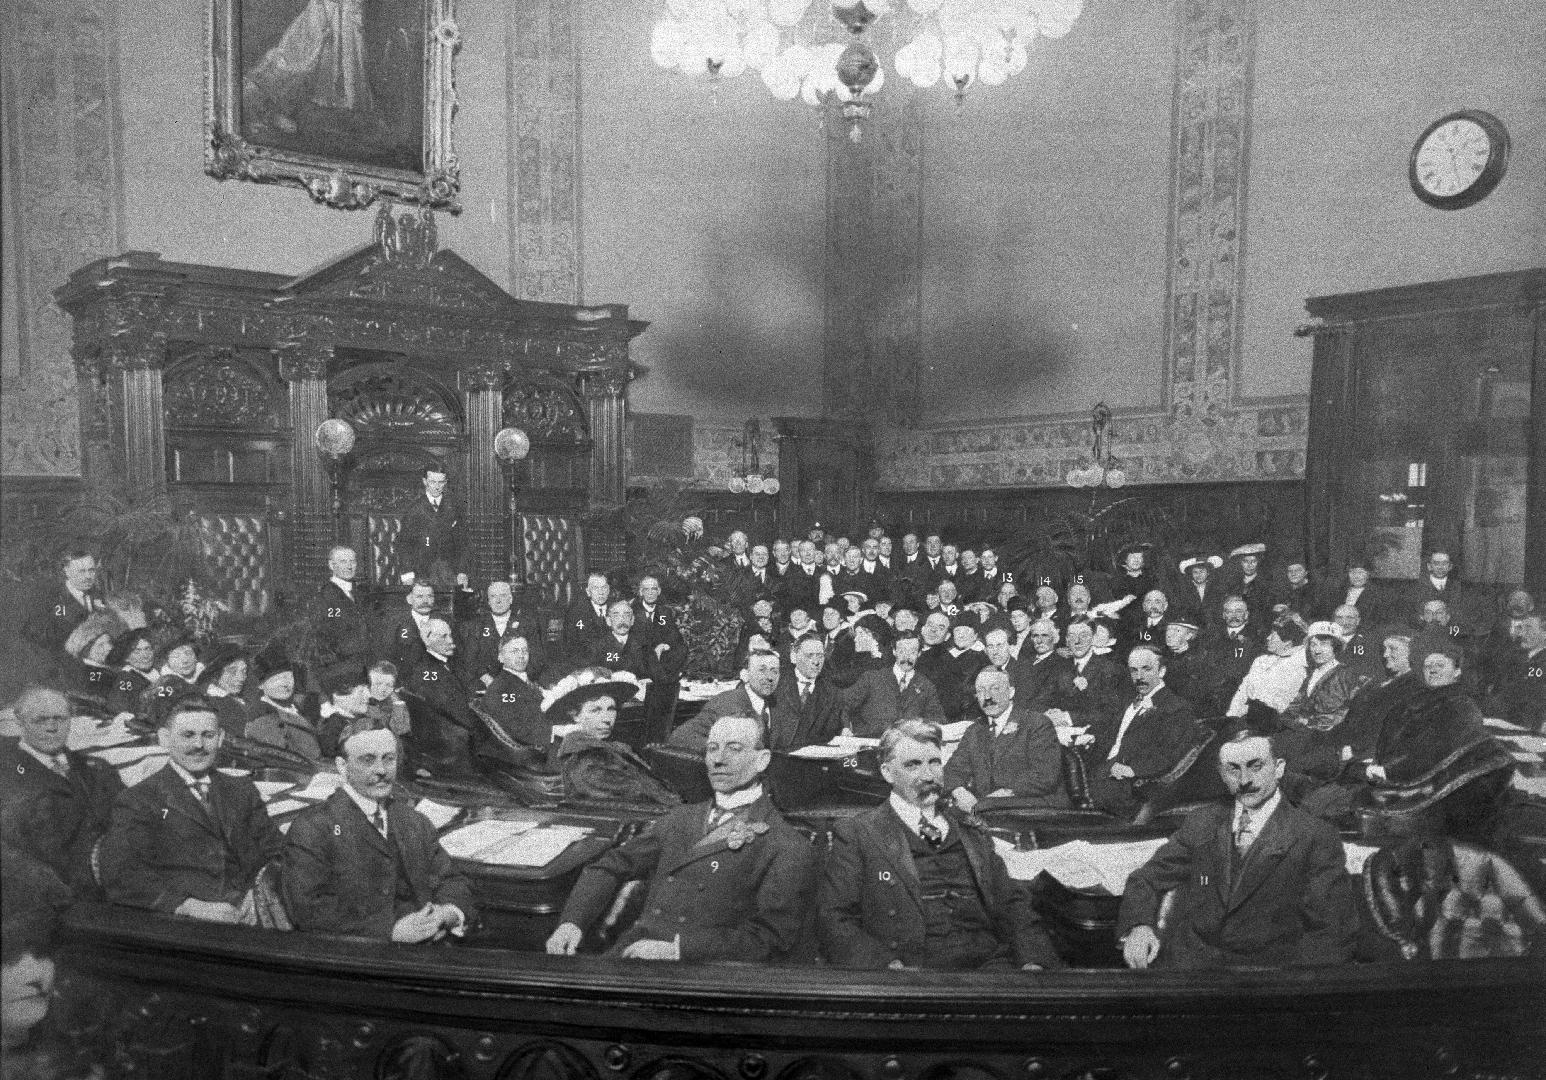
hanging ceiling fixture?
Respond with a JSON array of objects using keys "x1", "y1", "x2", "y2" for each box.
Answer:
[{"x1": 650, "y1": 0, "x2": 1084, "y2": 141}]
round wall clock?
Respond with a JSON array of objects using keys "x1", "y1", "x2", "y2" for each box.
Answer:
[{"x1": 1409, "y1": 109, "x2": 1510, "y2": 210}]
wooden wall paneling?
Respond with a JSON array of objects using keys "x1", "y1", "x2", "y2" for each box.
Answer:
[{"x1": 1529, "y1": 300, "x2": 1546, "y2": 596}]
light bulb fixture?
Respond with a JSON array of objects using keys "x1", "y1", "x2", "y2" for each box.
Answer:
[
  {"x1": 650, "y1": 0, "x2": 1084, "y2": 141},
  {"x1": 1065, "y1": 401, "x2": 1126, "y2": 489}
]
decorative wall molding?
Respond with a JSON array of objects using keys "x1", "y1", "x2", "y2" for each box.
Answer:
[
  {"x1": 876, "y1": 0, "x2": 1309, "y2": 491},
  {"x1": 507, "y1": 0, "x2": 582, "y2": 304},
  {"x1": 0, "y1": 0, "x2": 123, "y2": 476}
]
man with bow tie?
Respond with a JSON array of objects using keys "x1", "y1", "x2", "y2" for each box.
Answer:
[
  {"x1": 842, "y1": 633, "x2": 946, "y2": 738},
  {"x1": 399, "y1": 465, "x2": 467, "y2": 593},
  {"x1": 1117, "y1": 729, "x2": 1356, "y2": 969},
  {"x1": 100, "y1": 701, "x2": 283, "y2": 922},
  {"x1": 1087, "y1": 646, "x2": 1201, "y2": 819},
  {"x1": 944, "y1": 669, "x2": 1067, "y2": 811},
  {"x1": 283, "y1": 724, "x2": 474, "y2": 941},
  {"x1": 546, "y1": 714, "x2": 815, "y2": 960},
  {"x1": 0, "y1": 687, "x2": 125, "y2": 895},
  {"x1": 818, "y1": 719, "x2": 1062, "y2": 970}
]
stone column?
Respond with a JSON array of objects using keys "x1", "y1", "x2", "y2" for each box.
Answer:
[
  {"x1": 279, "y1": 343, "x2": 334, "y2": 591},
  {"x1": 459, "y1": 363, "x2": 508, "y2": 587},
  {"x1": 579, "y1": 367, "x2": 630, "y2": 569}
]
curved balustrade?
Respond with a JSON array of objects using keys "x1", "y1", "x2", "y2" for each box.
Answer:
[{"x1": 51, "y1": 904, "x2": 1545, "y2": 1080}]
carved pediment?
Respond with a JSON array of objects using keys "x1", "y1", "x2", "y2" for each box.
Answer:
[{"x1": 285, "y1": 246, "x2": 520, "y2": 317}]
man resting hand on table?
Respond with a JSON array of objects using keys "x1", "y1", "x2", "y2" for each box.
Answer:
[{"x1": 1117, "y1": 729, "x2": 1357, "y2": 970}]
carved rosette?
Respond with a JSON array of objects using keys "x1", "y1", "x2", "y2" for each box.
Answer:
[
  {"x1": 330, "y1": 367, "x2": 462, "y2": 438},
  {"x1": 164, "y1": 349, "x2": 281, "y2": 429},
  {"x1": 502, "y1": 376, "x2": 589, "y2": 444}
]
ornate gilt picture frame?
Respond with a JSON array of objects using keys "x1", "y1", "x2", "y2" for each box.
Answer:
[{"x1": 206, "y1": 0, "x2": 460, "y2": 211}]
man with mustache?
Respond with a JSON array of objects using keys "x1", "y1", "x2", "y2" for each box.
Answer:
[
  {"x1": 818, "y1": 719, "x2": 1062, "y2": 970},
  {"x1": 100, "y1": 701, "x2": 283, "y2": 923},
  {"x1": 546, "y1": 715, "x2": 815, "y2": 961},
  {"x1": 283, "y1": 724, "x2": 474, "y2": 941},
  {"x1": 1117, "y1": 729, "x2": 1357, "y2": 969}
]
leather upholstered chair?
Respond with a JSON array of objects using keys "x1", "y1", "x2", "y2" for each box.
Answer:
[
  {"x1": 198, "y1": 512, "x2": 273, "y2": 616},
  {"x1": 1363, "y1": 837, "x2": 1546, "y2": 960},
  {"x1": 519, "y1": 513, "x2": 584, "y2": 609}
]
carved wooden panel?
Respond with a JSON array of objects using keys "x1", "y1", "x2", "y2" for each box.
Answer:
[
  {"x1": 163, "y1": 348, "x2": 283, "y2": 430},
  {"x1": 330, "y1": 362, "x2": 463, "y2": 439},
  {"x1": 504, "y1": 374, "x2": 589, "y2": 445}
]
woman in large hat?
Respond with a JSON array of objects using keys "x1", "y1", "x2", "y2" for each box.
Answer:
[
  {"x1": 105, "y1": 630, "x2": 157, "y2": 718},
  {"x1": 61, "y1": 614, "x2": 121, "y2": 702},
  {"x1": 543, "y1": 668, "x2": 678, "y2": 811},
  {"x1": 197, "y1": 644, "x2": 252, "y2": 740}
]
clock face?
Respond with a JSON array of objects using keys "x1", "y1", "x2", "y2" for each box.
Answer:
[
  {"x1": 1409, "y1": 110, "x2": 1509, "y2": 209},
  {"x1": 1413, "y1": 118, "x2": 1491, "y2": 197}
]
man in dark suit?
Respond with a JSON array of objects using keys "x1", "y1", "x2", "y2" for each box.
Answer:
[
  {"x1": 283, "y1": 725, "x2": 475, "y2": 941},
  {"x1": 944, "y1": 669, "x2": 1067, "y2": 811},
  {"x1": 0, "y1": 687, "x2": 125, "y2": 894},
  {"x1": 546, "y1": 715, "x2": 816, "y2": 961},
  {"x1": 818, "y1": 719, "x2": 1062, "y2": 970},
  {"x1": 632, "y1": 574, "x2": 685, "y2": 744},
  {"x1": 456, "y1": 579, "x2": 542, "y2": 688},
  {"x1": 668, "y1": 649, "x2": 782, "y2": 750},
  {"x1": 1204, "y1": 595, "x2": 1265, "y2": 693},
  {"x1": 402, "y1": 616, "x2": 477, "y2": 773},
  {"x1": 784, "y1": 541, "x2": 824, "y2": 616},
  {"x1": 1087, "y1": 646, "x2": 1202, "y2": 819},
  {"x1": 398, "y1": 464, "x2": 466, "y2": 592},
  {"x1": 563, "y1": 571, "x2": 614, "y2": 663},
  {"x1": 1117, "y1": 729, "x2": 1357, "y2": 969},
  {"x1": 1059, "y1": 621, "x2": 1126, "y2": 725},
  {"x1": 842, "y1": 633, "x2": 946, "y2": 737},
  {"x1": 768, "y1": 636, "x2": 845, "y2": 750},
  {"x1": 1487, "y1": 614, "x2": 1546, "y2": 733},
  {"x1": 1401, "y1": 550, "x2": 1471, "y2": 628},
  {"x1": 99, "y1": 700, "x2": 284, "y2": 921},
  {"x1": 19, "y1": 549, "x2": 105, "y2": 683},
  {"x1": 381, "y1": 581, "x2": 437, "y2": 669},
  {"x1": 1007, "y1": 621, "x2": 1076, "y2": 715},
  {"x1": 588, "y1": 599, "x2": 655, "y2": 680},
  {"x1": 475, "y1": 633, "x2": 550, "y2": 762},
  {"x1": 313, "y1": 545, "x2": 373, "y2": 670}
]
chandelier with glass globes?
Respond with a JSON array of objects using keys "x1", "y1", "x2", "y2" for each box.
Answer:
[{"x1": 650, "y1": 0, "x2": 1084, "y2": 140}]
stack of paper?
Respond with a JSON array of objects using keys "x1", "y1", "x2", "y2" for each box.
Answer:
[
  {"x1": 69, "y1": 717, "x2": 137, "y2": 750},
  {"x1": 994, "y1": 837, "x2": 1168, "y2": 893},
  {"x1": 415, "y1": 798, "x2": 462, "y2": 830},
  {"x1": 440, "y1": 820, "x2": 591, "y2": 867},
  {"x1": 939, "y1": 720, "x2": 974, "y2": 743},
  {"x1": 291, "y1": 773, "x2": 344, "y2": 801},
  {"x1": 787, "y1": 744, "x2": 855, "y2": 760},
  {"x1": 1342, "y1": 843, "x2": 1381, "y2": 876},
  {"x1": 254, "y1": 780, "x2": 295, "y2": 801},
  {"x1": 264, "y1": 797, "x2": 311, "y2": 818}
]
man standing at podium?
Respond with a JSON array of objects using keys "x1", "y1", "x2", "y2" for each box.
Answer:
[
  {"x1": 399, "y1": 465, "x2": 467, "y2": 593},
  {"x1": 545, "y1": 714, "x2": 815, "y2": 961},
  {"x1": 1117, "y1": 729, "x2": 1357, "y2": 969}
]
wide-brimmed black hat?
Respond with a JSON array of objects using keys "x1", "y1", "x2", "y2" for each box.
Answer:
[{"x1": 250, "y1": 643, "x2": 302, "y2": 686}]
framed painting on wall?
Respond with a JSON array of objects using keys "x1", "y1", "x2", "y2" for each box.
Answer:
[{"x1": 206, "y1": 0, "x2": 460, "y2": 210}]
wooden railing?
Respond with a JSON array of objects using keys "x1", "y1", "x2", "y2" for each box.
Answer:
[{"x1": 52, "y1": 904, "x2": 1545, "y2": 1080}]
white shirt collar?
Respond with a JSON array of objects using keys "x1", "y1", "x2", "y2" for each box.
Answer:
[
  {"x1": 888, "y1": 792, "x2": 947, "y2": 838},
  {"x1": 169, "y1": 760, "x2": 209, "y2": 786},
  {"x1": 330, "y1": 576, "x2": 353, "y2": 594},
  {"x1": 893, "y1": 664, "x2": 913, "y2": 684},
  {"x1": 744, "y1": 686, "x2": 767, "y2": 713},
  {"x1": 18, "y1": 741, "x2": 65, "y2": 770},
  {"x1": 261, "y1": 695, "x2": 300, "y2": 713},
  {"x1": 714, "y1": 783, "x2": 764, "y2": 811},
  {"x1": 1235, "y1": 789, "x2": 1282, "y2": 832},
  {"x1": 988, "y1": 705, "x2": 1016, "y2": 735},
  {"x1": 341, "y1": 779, "x2": 383, "y2": 819},
  {"x1": 427, "y1": 650, "x2": 451, "y2": 664}
]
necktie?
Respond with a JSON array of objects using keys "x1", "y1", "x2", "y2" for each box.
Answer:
[
  {"x1": 706, "y1": 806, "x2": 734, "y2": 835},
  {"x1": 918, "y1": 817, "x2": 945, "y2": 849},
  {"x1": 50, "y1": 754, "x2": 71, "y2": 777},
  {"x1": 799, "y1": 681, "x2": 812, "y2": 705},
  {"x1": 1235, "y1": 809, "x2": 1255, "y2": 854},
  {"x1": 898, "y1": 674, "x2": 911, "y2": 694},
  {"x1": 191, "y1": 777, "x2": 211, "y2": 804},
  {"x1": 373, "y1": 803, "x2": 389, "y2": 838}
]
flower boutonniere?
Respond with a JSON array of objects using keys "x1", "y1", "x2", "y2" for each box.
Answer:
[
  {"x1": 724, "y1": 820, "x2": 770, "y2": 850},
  {"x1": 996, "y1": 720, "x2": 1019, "y2": 737}
]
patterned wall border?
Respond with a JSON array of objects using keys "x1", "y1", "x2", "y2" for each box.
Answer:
[
  {"x1": 507, "y1": 0, "x2": 581, "y2": 304},
  {"x1": 1, "y1": 0, "x2": 123, "y2": 476},
  {"x1": 875, "y1": 0, "x2": 1309, "y2": 491}
]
